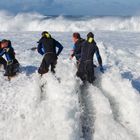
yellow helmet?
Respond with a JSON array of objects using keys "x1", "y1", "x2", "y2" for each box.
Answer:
[{"x1": 42, "y1": 31, "x2": 51, "y2": 38}]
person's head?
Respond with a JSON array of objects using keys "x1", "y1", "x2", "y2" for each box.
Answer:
[
  {"x1": 72, "y1": 32, "x2": 81, "y2": 43},
  {"x1": 42, "y1": 31, "x2": 51, "y2": 38},
  {"x1": 0, "y1": 39, "x2": 9, "y2": 49},
  {"x1": 87, "y1": 32, "x2": 94, "y2": 43}
]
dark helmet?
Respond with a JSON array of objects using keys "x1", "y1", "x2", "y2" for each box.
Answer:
[
  {"x1": 87, "y1": 32, "x2": 94, "y2": 39},
  {"x1": 87, "y1": 32, "x2": 94, "y2": 43},
  {"x1": 42, "y1": 31, "x2": 48, "y2": 36},
  {"x1": 73, "y1": 32, "x2": 81, "y2": 39},
  {"x1": 42, "y1": 31, "x2": 51, "y2": 38}
]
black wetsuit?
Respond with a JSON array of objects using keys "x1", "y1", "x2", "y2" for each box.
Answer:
[
  {"x1": 38, "y1": 37, "x2": 63, "y2": 75},
  {"x1": 0, "y1": 45, "x2": 20, "y2": 76},
  {"x1": 77, "y1": 40, "x2": 102, "y2": 83}
]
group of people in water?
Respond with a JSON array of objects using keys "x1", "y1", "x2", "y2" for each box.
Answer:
[{"x1": 0, "y1": 31, "x2": 103, "y2": 83}]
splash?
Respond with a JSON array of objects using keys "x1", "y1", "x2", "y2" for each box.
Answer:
[{"x1": 0, "y1": 11, "x2": 140, "y2": 32}]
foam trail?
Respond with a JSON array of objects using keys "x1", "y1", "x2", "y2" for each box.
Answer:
[
  {"x1": 0, "y1": 11, "x2": 140, "y2": 32},
  {"x1": 36, "y1": 59, "x2": 81, "y2": 140},
  {"x1": 98, "y1": 42, "x2": 140, "y2": 139},
  {"x1": 78, "y1": 84, "x2": 95, "y2": 140},
  {"x1": 87, "y1": 85, "x2": 137, "y2": 140}
]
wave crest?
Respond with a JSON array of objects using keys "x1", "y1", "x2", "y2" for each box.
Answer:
[{"x1": 0, "y1": 11, "x2": 140, "y2": 32}]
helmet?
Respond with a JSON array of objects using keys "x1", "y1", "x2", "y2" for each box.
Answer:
[
  {"x1": 42, "y1": 31, "x2": 51, "y2": 38},
  {"x1": 87, "y1": 32, "x2": 94, "y2": 39},
  {"x1": 87, "y1": 32, "x2": 94, "y2": 43}
]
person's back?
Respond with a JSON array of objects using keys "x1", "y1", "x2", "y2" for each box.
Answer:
[
  {"x1": 37, "y1": 31, "x2": 63, "y2": 75},
  {"x1": 38, "y1": 36, "x2": 56, "y2": 55},
  {"x1": 77, "y1": 32, "x2": 103, "y2": 83},
  {"x1": 81, "y1": 40, "x2": 97, "y2": 62}
]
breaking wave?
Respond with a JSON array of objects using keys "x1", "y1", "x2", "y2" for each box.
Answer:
[{"x1": 0, "y1": 11, "x2": 140, "y2": 32}]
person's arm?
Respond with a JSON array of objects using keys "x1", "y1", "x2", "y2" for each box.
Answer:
[
  {"x1": 70, "y1": 45, "x2": 76, "y2": 59},
  {"x1": 96, "y1": 47, "x2": 102, "y2": 66},
  {"x1": 0, "y1": 49, "x2": 6, "y2": 57},
  {"x1": 0, "y1": 48, "x2": 12, "y2": 62},
  {"x1": 71, "y1": 45, "x2": 76, "y2": 57},
  {"x1": 55, "y1": 40, "x2": 63, "y2": 56},
  {"x1": 95, "y1": 46, "x2": 104, "y2": 73},
  {"x1": 37, "y1": 43, "x2": 44, "y2": 55}
]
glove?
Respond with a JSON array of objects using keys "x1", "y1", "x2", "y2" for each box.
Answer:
[
  {"x1": 4, "y1": 48, "x2": 10, "y2": 52},
  {"x1": 100, "y1": 66, "x2": 104, "y2": 73}
]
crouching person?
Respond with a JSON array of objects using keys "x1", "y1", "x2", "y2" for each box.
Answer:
[{"x1": 0, "y1": 39, "x2": 20, "y2": 78}]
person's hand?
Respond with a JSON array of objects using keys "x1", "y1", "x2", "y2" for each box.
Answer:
[
  {"x1": 4, "y1": 48, "x2": 9, "y2": 52},
  {"x1": 100, "y1": 66, "x2": 104, "y2": 73},
  {"x1": 31, "y1": 47, "x2": 37, "y2": 51}
]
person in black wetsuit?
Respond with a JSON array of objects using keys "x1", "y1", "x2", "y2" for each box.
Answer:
[
  {"x1": 37, "y1": 31, "x2": 64, "y2": 75},
  {"x1": 77, "y1": 32, "x2": 104, "y2": 83},
  {"x1": 70, "y1": 33, "x2": 85, "y2": 67},
  {"x1": 0, "y1": 39, "x2": 20, "y2": 77}
]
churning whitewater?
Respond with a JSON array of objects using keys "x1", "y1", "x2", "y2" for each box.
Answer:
[
  {"x1": 0, "y1": 31, "x2": 140, "y2": 140},
  {"x1": 0, "y1": 11, "x2": 140, "y2": 32}
]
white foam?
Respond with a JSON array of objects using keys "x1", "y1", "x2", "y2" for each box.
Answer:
[
  {"x1": 98, "y1": 42, "x2": 140, "y2": 139},
  {"x1": 0, "y1": 31, "x2": 140, "y2": 140}
]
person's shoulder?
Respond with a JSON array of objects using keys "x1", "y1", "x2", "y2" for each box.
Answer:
[
  {"x1": 76, "y1": 38, "x2": 86, "y2": 46},
  {"x1": 79, "y1": 38, "x2": 85, "y2": 43},
  {"x1": 92, "y1": 41, "x2": 99, "y2": 51},
  {"x1": 82, "y1": 38, "x2": 86, "y2": 41},
  {"x1": 38, "y1": 37, "x2": 45, "y2": 43},
  {"x1": 7, "y1": 46, "x2": 14, "y2": 53},
  {"x1": 52, "y1": 38, "x2": 56, "y2": 42},
  {"x1": 52, "y1": 38, "x2": 60, "y2": 44},
  {"x1": 91, "y1": 40, "x2": 97, "y2": 46},
  {"x1": 83, "y1": 40, "x2": 88, "y2": 44}
]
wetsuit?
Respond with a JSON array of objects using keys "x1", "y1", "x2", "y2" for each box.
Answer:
[
  {"x1": 38, "y1": 36, "x2": 63, "y2": 74},
  {"x1": 71, "y1": 38, "x2": 85, "y2": 61},
  {"x1": 0, "y1": 45, "x2": 20, "y2": 76},
  {"x1": 77, "y1": 40, "x2": 102, "y2": 83}
]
